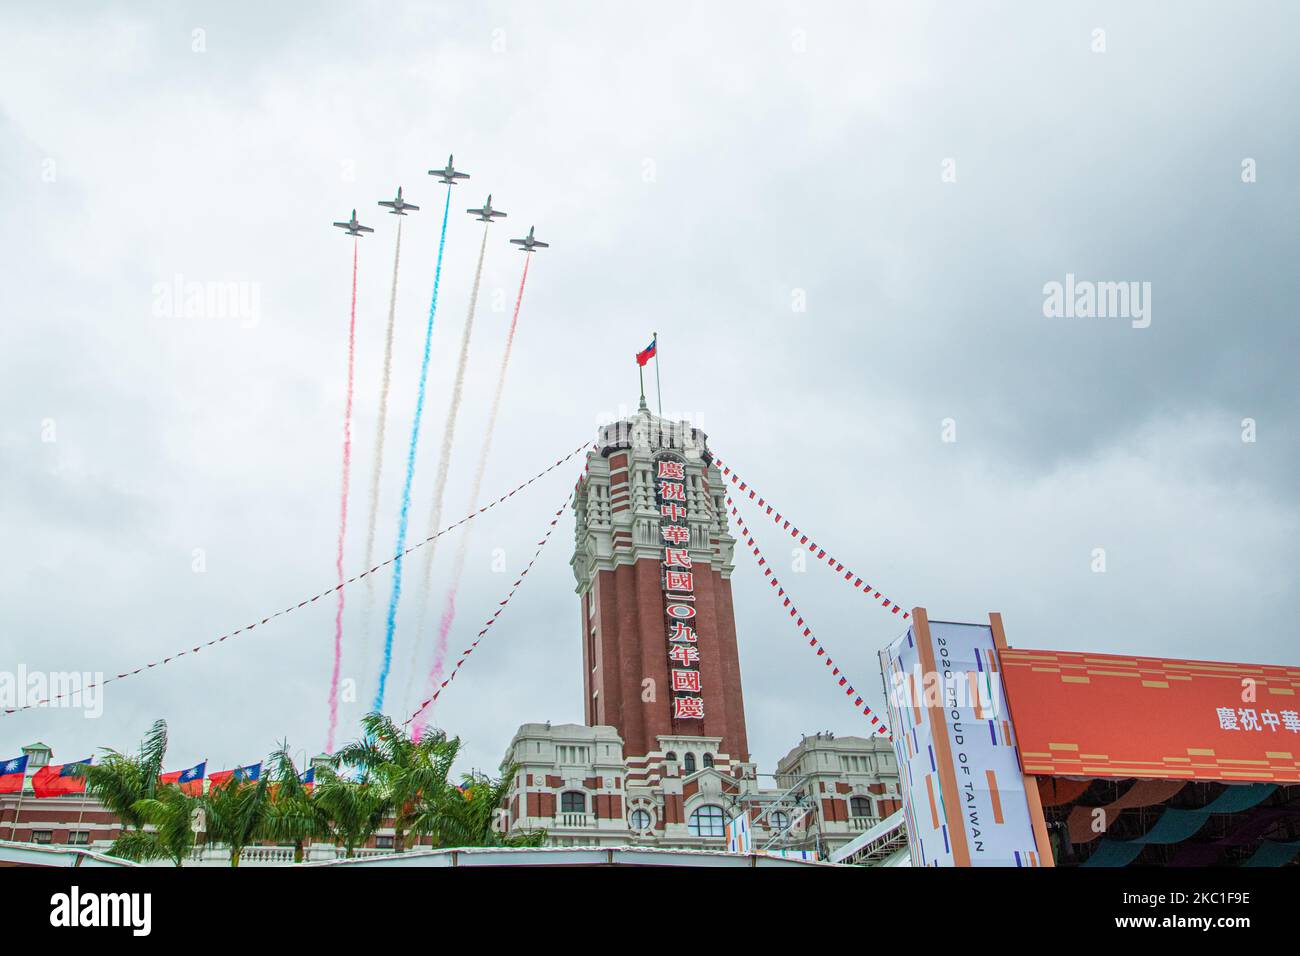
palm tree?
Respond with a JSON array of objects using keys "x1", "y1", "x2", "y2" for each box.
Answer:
[
  {"x1": 334, "y1": 712, "x2": 459, "y2": 853},
  {"x1": 261, "y1": 745, "x2": 330, "y2": 863},
  {"x1": 312, "y1": 765, "x2": 387, "y2": 858},
  {"x1": 110, "y1": 784, "x2": 198, "y2": 866},
  {"x1": 201, "y1": 766, "x2": 273, "y2": 867},
  {"x1": 431, "y1": 765, "x2": 546, "y2": 849},
  {"x1": 79, "y1": 718, "x2": 169, "y2": 830}
]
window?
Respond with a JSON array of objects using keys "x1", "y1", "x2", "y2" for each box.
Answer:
[
  {"x1": 68, "y1": 831, "x2": 90, "y2": 846},
  {"x1": 375, "y1": 835, "x2": 394, "y2": 849},
  {"x1": 683, "y1": 752, "x2": 697, "y2": 773},
  {"x1": 850, "y1": 796, "x2": 873, "y2": 817},
  {"x1": 32, "y1": 831, "x2": 53, "y2": 844},
  {"x1": 688, "y1": 805, "x2": 725, "y2": 838},
  {"x1": 629, "y1": 808, "x2": 652, "y2": 832},
  {"x1": 702, "y1": 753, "x2": 714, "y2": 768},
  {"x1": 561, "y1": 791, "x2": 586, "y2": 814},
  {"x1": 770, "y1": 810, "x2": 790, "y2": 831},
  {"x1": 665, "y1": 751, "x2": 677, "y2": 761}
]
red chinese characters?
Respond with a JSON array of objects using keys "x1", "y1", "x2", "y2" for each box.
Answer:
[
  {"x1": 672, "y1": 669, "x2": 702, "y2": 692},
  {"x1": 656, "y1": 455, "x2": 703, "y2": 720},
  {"x1": 673, "y1": 697, "x2": 705, "y2": 720},
  {"x1": 661, "y1": 524, "x2": 689, "y2": 545},
  {"x1": 665, "y1": 570, "x2": 694, "y2": 593},
  {"x1": 669, "y1": 644, "x2": 701, "y2": 665},
  {"x1": 669, "y1": 622, "x2": 696, "y2": 642}
]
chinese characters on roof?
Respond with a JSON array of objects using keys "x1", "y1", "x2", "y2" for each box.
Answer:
[{"x1": 1216, "y1": 707, "x2": 1300, "y2": 733}]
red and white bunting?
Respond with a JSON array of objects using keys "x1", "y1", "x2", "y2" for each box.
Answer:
[
  {"x1": 405, "y1": 472, "x2": 583, "y2": 726},
  {"x1": 726, "y1": 494, "x2": 890, "y2": 737},
  {"x1": 1, "y1": 442, "x2": 595, "y2": 716},
  {"x1": 713, "y1": 454, "x2": 909, "y2": 622}
]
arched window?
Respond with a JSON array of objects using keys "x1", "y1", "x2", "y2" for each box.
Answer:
[
  {"x1": 561, "y1": 791, "x2": 586, "y2": 814},
  {"x1": 629, "y1": 808, "x2": 652, "y2": 832},
  {"x1": 665, "y1": 751, "x2": 677, "y2": 762},
  {"x1": 770, "y1": 810, "x2": 790, "y2": 831},
  {"x1": 702, "y1": 753, "x2": 715, "y2": 768},
  {"x1": 688, "y1": 805, "x2": 726, "y2": 838},
  {"x1": 683, "y1": 752, "x2": 697, "y2": 773},
  {"x1": 850, "y1": 796, "x2": 872, "y2": 818}
]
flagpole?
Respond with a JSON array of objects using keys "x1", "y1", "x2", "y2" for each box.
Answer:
[
  {"x1": 638, "y1": 362, "x2": 646, "y2": 410},
  {"x1": 74, "y1": 793, "x2": 87, "y2": 843},
  {"x1": 653, "y1": 331, "x2": 662, "y2": 416},
  {"x1": 10, "y1": 788, "x2": 23, "y2": 842}
]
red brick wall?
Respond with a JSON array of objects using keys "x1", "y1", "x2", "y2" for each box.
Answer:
[{"x1": 587, "y1": 558, "x2": 750, "y2": 761}]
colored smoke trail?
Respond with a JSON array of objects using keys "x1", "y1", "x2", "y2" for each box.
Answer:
[
  {"x1": 398, "y1": 222, "x2": 490, "y2": 713},
  {"x1": 411, "y1": 253, "x2": 532, "y2": 739},
  {"x1": 360, "y1": 218, "x2": 404, "y2": 682},
  {"x1": 373, "y1": 186, "x2": 452, "y2": 714},
  {"x1": 326, "y1": 238, "x2": 359, "y2": 752}
]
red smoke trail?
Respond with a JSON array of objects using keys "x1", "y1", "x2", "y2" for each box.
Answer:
[
  {"x1": 327, "y1": 238, "x2": 359, "y2": 752},
  {"x1": 414, "y1": 252, "x2": 532, "y2": 734}
]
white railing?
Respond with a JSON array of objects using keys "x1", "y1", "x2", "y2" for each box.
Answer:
[
  {"x1": 556, "y1": 813, "x2": 593, "y2": 829},
  {"x1": 849, "y1": 815, "x2": 878, "y2": 831},
  {"x1": 170, "y1": 843, "x2": 395, "y2": 865}
]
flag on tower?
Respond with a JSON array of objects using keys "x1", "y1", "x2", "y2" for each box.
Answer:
[
  {"x1": 298, "y1": 767, "x2": 315, "y2": 790},
  {"x1": 0, "y1": 755, "x2": 28, "y2": 794},
  {"x1": 159, "y1": 761, "x2": 207, "y2": 796},
  {"x1": 635, "y1": 336, "x2": 657, "y2": 366},
  {"x1": 31, "y1": 759, "x2": 91, "y2": 798}
]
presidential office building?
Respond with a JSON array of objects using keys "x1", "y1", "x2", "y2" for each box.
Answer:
[{"x1": 497, "y1": 404, "x2": 903, "y2": 856}]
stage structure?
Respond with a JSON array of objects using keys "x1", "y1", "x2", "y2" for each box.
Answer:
[{"x1": 880, "y1": 609, "x2": 1300, "y2": 867}]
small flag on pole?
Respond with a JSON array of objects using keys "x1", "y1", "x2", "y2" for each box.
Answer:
[
  {"x1": 0, "y1": 755, "x2": 28, "y2": 794},
  {"x1": 159, "y1": 761, "x2": 207, "y2": 796},
  {"x1": 32, "y1": 758, "x2": 92, "y2": 798},
  {"x1": 208, "y1": 762, "x2": 262, "y2": 790},
  {"x1": 635, "y1": 336, "x2": 657, "y2": 367}
]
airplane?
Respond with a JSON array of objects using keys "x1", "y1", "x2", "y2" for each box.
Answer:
[
  {"x1": 378, "y1": 187, "x2": 420, "y2": 216},
  {"x1": 467, "y1": 194, "x2": 507, "y2": 222},
  {"x1": 509, "y1": 226, "x2": 549, "y2": 252},
  {"x1": 332, "y1": 209, "x2": 373, "y2": 236},
  {"x1": 428, "y1": 154, "x2": 471, "y2": 185}
]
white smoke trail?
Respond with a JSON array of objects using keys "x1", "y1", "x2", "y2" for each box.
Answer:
[
  {"x1": 400, "y1": 222, "x2": 489, "y2": 712},
  {"x1": 359, "y1": 219, "x2": 403, "y2": 686},
  {"x1": 412, "y1": 252, "x2": 533, "y2": 731}
]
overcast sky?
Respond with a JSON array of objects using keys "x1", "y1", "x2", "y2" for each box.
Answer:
[{"x1": 2, "y1": 2, "x2": 1297, "y2": 780}]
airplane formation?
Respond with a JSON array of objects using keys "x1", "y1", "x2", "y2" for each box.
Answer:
[{"x1": 333, "y1": 154, "x2": 547, "y2": 251}]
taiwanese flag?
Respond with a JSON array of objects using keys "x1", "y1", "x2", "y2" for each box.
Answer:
[
  {"x1": 208, "y1": 762, "x2": 261, "y2": 791},
  {"x1": 159, "y1": 761, "x2": 206, "y2": 796},
  {"x1": 0, "y1": 755, "x2": 28, "y2": 794},
  {"x1": 31, "y1": 758, "x2": 91, "y2": 798},
  {"x1": 635, "y1": 336, "x2": 657, "y2": 367},
  {"x1": 298, "y1": 767, "x2": 315, "y2": 791}
]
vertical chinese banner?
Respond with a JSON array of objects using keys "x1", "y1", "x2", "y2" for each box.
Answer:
[{"x1": 656, "y1": 455, "x2": 703, "y2": 722}]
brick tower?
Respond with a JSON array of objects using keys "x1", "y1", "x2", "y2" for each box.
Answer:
[{"x1": 571, "y1": 401, "x2": 750, "y2": 763}]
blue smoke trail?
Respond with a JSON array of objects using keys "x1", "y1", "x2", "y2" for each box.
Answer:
[{"x1": 373, "y1": 185, "x2": 451, "y2": 712}]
